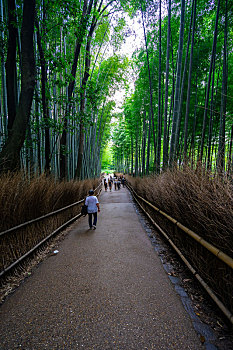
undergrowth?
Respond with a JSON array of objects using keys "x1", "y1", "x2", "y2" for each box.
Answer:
[
  {"x1": 126, "y1": 167, "x2": 233, "y2": 314},
  {"x1": 0, "y1": 173, "x2": 100, "y2": 275},
  {"x1": 126, "y1": 167, "x2": 233, "y2": 258},
  {"x1": 0, "y1": 173, "x2": 99, "y2": 232}
]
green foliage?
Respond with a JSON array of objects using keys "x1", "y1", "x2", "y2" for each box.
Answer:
[
  {"x1": 1, "y1": 0, "x2": 232, "y2": 177},
  {"x1": 93, "y1": 16, "x2": 110, "y2": 46},
  {"x1": 101, "y1": 142, "x2": 113, "y2": 170},
  {"x1": 111, "y1": 17, "x2": 127, "y2": 50},
  {"x1": 109, "y1": 0, "x2": 233, "y2": 174}
]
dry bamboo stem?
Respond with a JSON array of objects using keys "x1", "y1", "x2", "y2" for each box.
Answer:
[
  {"x1": 0, "y1": 182, "x2": 103, "y2": 238},
  {"x1": 128, "y1": 184, "x2": 233, "y2": 270},
  {"x1": 128, "y1": 185, "x2": 233, "y2": 324}
]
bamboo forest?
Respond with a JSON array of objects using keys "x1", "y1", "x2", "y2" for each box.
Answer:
[
  {"x1": 0, "y1": 0, "x2": 232, "y2": 179},
  {"x1": 1, "y1": 1, "x2": 233, "y2": 344}
]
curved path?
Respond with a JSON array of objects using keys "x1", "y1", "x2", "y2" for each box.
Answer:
[{"x1": 0, "y1": 185, "x2": 203, "y2": 349}]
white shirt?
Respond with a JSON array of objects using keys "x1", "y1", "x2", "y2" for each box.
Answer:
[{"x1": 85, "y1": 195, "x2": 99, "y2": 213}]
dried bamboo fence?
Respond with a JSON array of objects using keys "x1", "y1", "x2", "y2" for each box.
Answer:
[
  {"x1": 0, "y1": 182, "x2": 102, "y2": 279},
  {"x1": 127, "y1": 182, "x2": 233, "y2": 324}
]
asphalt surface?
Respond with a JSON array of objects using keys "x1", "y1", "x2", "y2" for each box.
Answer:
[{"x1": 0, "y1": 185, "x2": 203, "y2": 350}]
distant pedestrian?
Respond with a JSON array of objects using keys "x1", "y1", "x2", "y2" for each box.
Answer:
[
  {"x1": 122, "y1": 177, "x2": 126, "y2": 188},
  {"x1": 108, "y1": 179, "x2": 112, "y2": 192},
  {"x1": 104, "y1": 178, "x2": 108, "y2": 191},
  {"x1": 114, "y1": 178, "x2": 117, "y2": 190},
  {"x1": 85, "y1": 189, "x2": 100, "y2": 230},
  {"x1": 117, "y1": 178, "x2": 121, "y2": 190}
]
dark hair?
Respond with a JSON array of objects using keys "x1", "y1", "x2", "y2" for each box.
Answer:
[{"x1": 89, "y1": 189, "x2": 94, "y2": 195}]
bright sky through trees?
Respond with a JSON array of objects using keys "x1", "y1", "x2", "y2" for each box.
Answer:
[{"x1": 113, "y1": 15, "x2": 144, "y2": 113}]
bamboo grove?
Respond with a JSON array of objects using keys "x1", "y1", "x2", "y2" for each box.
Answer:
[
  {"x1": 0, "y1": 0, "x2": 130, "y2": 179},
  {"x1": 111, "y1": 0, "x2": 233, "y2": 176},
  {"x1": 0, "y1": 0, "x2": 232, "y2": 179}
]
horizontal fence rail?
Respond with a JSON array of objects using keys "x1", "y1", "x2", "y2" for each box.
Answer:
[
  {"x1": 128, "y1": 184, "x2": 233, "y2": 269},
  {"x1": 0, "y1": 199, "x2": 84, "y2": 238},
  {"x1": 127, "y1": 182, "x2": 233, "y2": 324},
  {"x1": 0, "y1": 182, "x2": 103, "y2": 238},
  {"x1": 0, "y1": 182, "x2": 103, "y2": 279}
]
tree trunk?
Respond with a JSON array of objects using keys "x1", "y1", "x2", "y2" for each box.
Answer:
[
  {"x1": 156, "y1": 0, "x2": 162, "y2": 173},
  {"x1": 174, "y1": 1, "x2": 194, "y2": 162},
  {"x1": 0, "y1": 0, "x2": 36, "y2": 172},
  {"x1": 169, "y1": 0, "x2": 185, "y2": 165},
  {"x1": 5, "y1": 0, "x2": 18, "y2": 133},
  {"x1": 227, "y1": 124, "x2": 233, "y2": 176},
  {"x1": 217, "y1": 0, "x2": 228, "y2": 173},
  {"x1": 35, "y1": 18, "x2": 51, "y2": 174},
  {"x1": 184, "y1": 0, "x2": 197, "y2": 162},
  {"x1": 131, "y1": 135, "x2": 134, "y2": 175},
  {"x1": 163, "y1": 0, "x2": 171, "y2": 169},
  {"x1": 167, "y1": 36, "x2": 175, "y2": 153},
  {"x1": 200, "y1": 0, "x2": 220, "y2": 163},
  {"x1": 207, "y1": 60, "x2": 221, "y2": 170},
  {"x1": 35, "y1": 84, "x2": 41, "y2": 175},
  {"x1": 141, "y1": 109, "x2": 146, "y2": 176},
  {"x1": 141, "y1": 5, "x2": 156, "y2": 168},
  {"x1": 75, "y1": 7, "x2": 98, "y2": 179},
  {"x1": 0, "y1": 0, "x2": 8, "y2": 139},
  {"x1": 135, "y1": 130, "x2": 138, "y2": 177},
  {"x1": 146, "y1": 110, "x2": 151, "y2": 175},
  {"x1": 60, "y1": 0, "x2": 93, "y2": 179}
]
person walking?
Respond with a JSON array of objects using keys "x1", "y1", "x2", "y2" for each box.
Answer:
[
  {"x1": 85, "y1": 189, "x2": 100, "y2": 229},
  {"x1": 108, "y1": 178, "x2": 112, "y2": 192},
  {"x1": 104, "y1": 178, "x2": 108, "y2": 192},
  {"x1": 114, "y1": 178, "x2": 117, "y2": 190}
]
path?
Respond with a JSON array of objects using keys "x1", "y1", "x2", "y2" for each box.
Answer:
[{"x1": 0, "y1": 185, "x2": 203, "y2": 349}]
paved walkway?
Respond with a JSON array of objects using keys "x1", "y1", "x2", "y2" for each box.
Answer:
[{"x1": 0, "y1": 186, "x2": 203, "y2": 349}]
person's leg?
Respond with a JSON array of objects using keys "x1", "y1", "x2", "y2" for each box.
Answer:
[
  {"x1": 93, "y1": 212, "x2": 97, "y2": 227},
  {"x1": 88, "y1": 213, "x2": 92, "y2": 228}
]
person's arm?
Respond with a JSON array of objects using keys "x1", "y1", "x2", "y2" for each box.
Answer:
[{"x1": 96, "y1": 203, "x2": 100, "y2": 212}]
